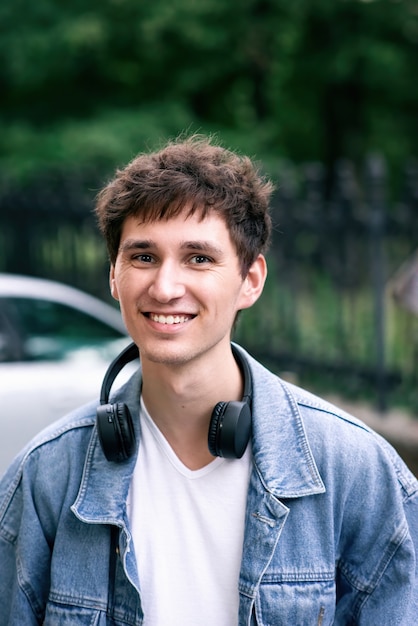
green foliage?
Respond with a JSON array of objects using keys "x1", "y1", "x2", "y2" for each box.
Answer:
[
  {"x1": 0, "y1": 104, "x2": 195, "y2": 181},
  {"x1": 234, "y1": 257, "x2": 418, "y2": 413},
  {"x1": 0, "y1": 0, "x2": 416, "y2": 181}
]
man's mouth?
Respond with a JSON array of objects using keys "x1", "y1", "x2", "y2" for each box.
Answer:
[{"x1": 148, "y1": 313, "x2": 194, "y2": 325}]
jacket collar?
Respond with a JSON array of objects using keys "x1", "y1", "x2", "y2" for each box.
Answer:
[
  {"x1": 72, "y1": 370, "x2": 142, "y2": 526},
  {"x1": 234, "y1": 345, "x2": 325, "y2": 499},
  {"x1": 73, "y1": 345, "x2": 325, "y2": 524}
]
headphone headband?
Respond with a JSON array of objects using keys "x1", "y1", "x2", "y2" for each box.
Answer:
[
  {"x1": 100, "y1": 342, "x2": 251, "y2": 406},
  {"x1": 99, "y1": 342, "x2": 139, "y2": 405}
]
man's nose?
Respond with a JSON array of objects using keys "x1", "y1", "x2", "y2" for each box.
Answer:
[{"x1": 147, "y1": 263, "x2": 186, "y2": 302}]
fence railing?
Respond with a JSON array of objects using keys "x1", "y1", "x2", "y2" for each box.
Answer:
[{"x1": 0, "y1": 157, "x2": 417, "y2": 413}]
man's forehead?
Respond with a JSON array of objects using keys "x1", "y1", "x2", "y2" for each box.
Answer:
[
  {"x1": 121, "y1": 208, "x2": 227, "y2": 232},
  {"x1": 118, "y1": 211, "x2": 233, "y2": 251}
]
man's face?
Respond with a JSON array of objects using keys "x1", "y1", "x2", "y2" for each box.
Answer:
[{"x1": 110, "y1": 209, "x2": 266, "y2": 368}]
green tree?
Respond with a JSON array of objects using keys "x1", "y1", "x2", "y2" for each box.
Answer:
[{"x1": 0, "y1": 0, "x2": 416, "y2": 181}]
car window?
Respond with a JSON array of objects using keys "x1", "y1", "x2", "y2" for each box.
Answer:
[{"x1": 0, "y1": 296, "x2": 124, "y2": 362}]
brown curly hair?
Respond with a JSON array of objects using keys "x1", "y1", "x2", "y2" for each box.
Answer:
[{"x1": 95, "y1": 134, "x2": 273, "y2": 277}]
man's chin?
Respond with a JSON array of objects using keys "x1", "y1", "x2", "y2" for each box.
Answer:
[{"x1": 140, "y1": 346, "x2": 194, "y2": 367}]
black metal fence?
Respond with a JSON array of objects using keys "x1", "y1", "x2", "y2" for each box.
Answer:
[
  {"x1": 0, "y1": 157, "x2": 417, "y2": 413},
  {"x1": 0, "y1": 169, "x2": 110, "y2": 296},
  {"x1": 237, "y1": 155, "x2": 418, "y2": 413}
]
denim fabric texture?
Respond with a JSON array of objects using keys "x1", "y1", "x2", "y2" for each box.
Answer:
[{"x1": 0, "y1": 344, "x2": 417, "y2": 625}]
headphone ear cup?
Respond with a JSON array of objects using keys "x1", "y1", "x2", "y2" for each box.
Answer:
[
  {"x1": 208, "y1": 401, "x2": 226, "y2": 457},
  {"x1": 208, "y1": 400, "x2": 251, "y2": 459},
  {"x1": 96, "y1": 402, "x2": 136, "y2": 463}
]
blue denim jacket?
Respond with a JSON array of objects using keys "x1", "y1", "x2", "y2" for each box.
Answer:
[{"x1": 1, "y1": 346, "x2": 417, "y2": 625}]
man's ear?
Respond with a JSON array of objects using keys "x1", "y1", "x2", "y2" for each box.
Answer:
[
  {"x1": 239, "y1": 254, "x2": 267, "y2": 311},
  {"x1": 109, "y1": 265, "x2": 119, "y2": 301}
]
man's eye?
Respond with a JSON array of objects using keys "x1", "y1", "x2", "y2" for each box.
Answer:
[
  {"x1": 135, "y1": 254, "x2": 154, "y2": 263},
  {"x1": 190, "y1": 255, "x2": 211, "y2": 264}
]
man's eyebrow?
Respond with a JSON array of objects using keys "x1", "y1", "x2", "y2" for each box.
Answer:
[
  {"x1": 119, "y1": 239, "x2": 154, "y2": 252},
  {"x1": 119, "y1": 239, "x2": 223, "y2": 256},
  {"x1": 180, "y1": 241, "x2": 223, "y2": 256}
]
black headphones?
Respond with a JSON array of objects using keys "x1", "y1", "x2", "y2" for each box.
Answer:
[{"x1": 96, "y1": 342, "x2": 252, "y2": 463}]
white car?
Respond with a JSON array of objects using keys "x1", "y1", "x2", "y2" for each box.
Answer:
[{"x1": 0, "y1": 273, "x2": 133, "y2": 475}]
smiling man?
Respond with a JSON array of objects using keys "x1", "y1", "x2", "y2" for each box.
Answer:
[{"x1": 0, "y1": 135, "x2": 417, "y2": 625}]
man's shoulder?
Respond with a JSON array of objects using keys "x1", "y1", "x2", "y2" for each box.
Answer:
[
  {"x1": 286, "y1": 381, "x2": 370, "y2": 431},
  {"x1": 27, "y1": 399, "x2": 97, "y2": 452},
  {"x1": 241, "y1": 347, "x2": 417, "y2": 494},
  {"x1": 286, "y1": 381, "x2": 418, "y2": 494},
  {"x1": 0, "y1": 401, "x2": 102, "y2": 544}
]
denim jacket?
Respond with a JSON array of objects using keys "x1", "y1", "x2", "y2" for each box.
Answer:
[{"x1": 1, "y1": 345, "x2": 417, "y2": 625}]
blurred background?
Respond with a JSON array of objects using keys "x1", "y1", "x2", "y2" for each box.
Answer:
[{"x1": 0, "y1": 0, "x2": 417, "y2": 421}]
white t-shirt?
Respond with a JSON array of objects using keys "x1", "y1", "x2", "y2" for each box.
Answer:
[{"x1": 127, "y1": 397, "x2": 252, "y2": 626}]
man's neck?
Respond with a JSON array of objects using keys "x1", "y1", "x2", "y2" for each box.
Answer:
[{"x1": 140, "y1": 349, "x2": 243, "y2": 469}]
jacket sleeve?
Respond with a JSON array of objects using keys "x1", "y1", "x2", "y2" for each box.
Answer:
[
  {"x1": 403, "y1": 493, "x2": 418, "y2": 621},
  {"x1": 337, "y1": 443, "x2": 418, "y2": 625},
  {"x1": 0, "y1": 462, "x2": 51, "y2": 625},
  {"x1": 355, "y1": 488, "x2": 418, "y2": 624}
]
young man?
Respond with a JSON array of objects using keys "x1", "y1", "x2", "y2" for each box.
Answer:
[{"x1": 0, "y1": 135, "x2": 417, "y2": 625}]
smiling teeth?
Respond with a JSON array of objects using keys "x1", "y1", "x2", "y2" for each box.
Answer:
[{"x1": 150, "y1": 314, "x2": 189, "y2": 324}]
